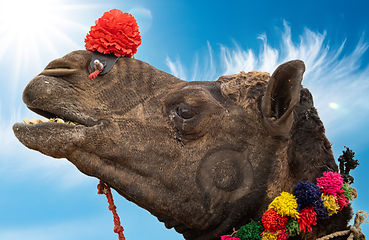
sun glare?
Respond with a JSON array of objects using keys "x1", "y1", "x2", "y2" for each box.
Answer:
[
  {"x1": 0, "y1": 0, "x2": 97, "y2": 101},
  {"x1": 329, "y1": 103, "x2": 339, "y2": 109},
  {"x1": 0, "y1": 0, "x2": 76, "y2": 61},
  {"x1": 4, "y1": 1, "x2": 52, "y2": 35}
]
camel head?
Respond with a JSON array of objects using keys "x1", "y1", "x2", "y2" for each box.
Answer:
[{"x1": 13, "y1": 50, "x2": 351, "y2": 240}]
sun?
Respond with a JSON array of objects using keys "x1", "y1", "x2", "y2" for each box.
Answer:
[
  {"x1": 0, "y1": 0, "x2": 95, "y2": 73},
  {"x1": 0, "y1": 0, "x2": 99, "y2": 99},
  {"x1": 0, "y1": 0, "x2": 82, "y2": 63},
  {"x1": 2, "y1": 1, "x2": 56, "y2": 37}
]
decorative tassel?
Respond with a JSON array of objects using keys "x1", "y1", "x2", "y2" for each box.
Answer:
[
  {"x1": 235, "y1": 221, "x2": 263, "y2": 240},
  {"x1": 261, "y1": 230, "x2": 278, "y2": 240},
  {"x1": 313, "y1": 198, "x2": 329, "y2": 220},
  {"x1": 268, "y1": 192, "x2": 299, "y2": 219},
  {"x1": 286, "y1": 219, "x2": 300, "y2": 237},
  {"x1": 218, "y1": 169, "x2": 357, "y2": 240},
  {"x1": 321, "y1": 194, "x2": 340, "y2": 216},
  {"x1": 277, "y1": 230, "x2": 289, "y2": 240},
  {"x1": 316, "y1": 171, "x2": 343, "y2": 196},
  {"x1": 262, "y1": 209, "x2": 288, "y2": 231},
  {"x1": 221, "y1": 236, "x2": 240, "y2": 240},
  {"x1": 341, "y1": 183, "x2": 354, "y2": 200},
  {"x1": 297, "y1": 207, "x2": 317, "y2": 232},
  {"x1": 294, "y1": 181, "x2": 321, "y2": 208},
  {"x1": 336, "y1": 191, "x2": 349, "y2": 210}
]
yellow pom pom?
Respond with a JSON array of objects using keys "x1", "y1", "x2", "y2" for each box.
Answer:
[
  {"x1": 268, "y1": 192, "x2": 300, "y2": 219},
  {"x1": 321, "y1": 194, "x2": 340, "y2": 216},
  {"x1": 261, "y1": 230, "x2": 278, "y2": 240}
]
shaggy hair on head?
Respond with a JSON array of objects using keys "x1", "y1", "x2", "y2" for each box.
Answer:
[{"x1": 218, "y1": 71, "x2": 270, "y2": 111}]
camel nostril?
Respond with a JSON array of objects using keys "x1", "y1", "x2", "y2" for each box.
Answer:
[
  {"x1": 41, "y1": 68, "x2": 78, "y2": 77},
  {"x1": 40, "y1": 58, "x2": 79, "y2": 77}
]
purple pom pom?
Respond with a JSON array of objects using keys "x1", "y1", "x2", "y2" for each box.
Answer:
[
  {"x1": 294, "y1": 181, "x2": 321, "y2": 208},
  {"x1": 294, "y1": 181, "x2": 329, "y2": 219},
  {"x1": 313, "y1": 199, "x2": 329, "y2": 220}
]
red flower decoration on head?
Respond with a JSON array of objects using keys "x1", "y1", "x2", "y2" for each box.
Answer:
[{"x1": 85, "y1": 9, "x2": 141, "y2": 58}]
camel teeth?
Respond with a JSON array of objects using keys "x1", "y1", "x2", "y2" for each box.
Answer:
[
  {"x1": 37, "y1": 118, "x2": 48, "y2": 123},
  {"x1": 22, "y1": 117, "x2": 79, "y2": 125},
  {"x1": 23, "y1": 118, "x2": 30, "y2": 124},
  {"x1": 29, "y1": 118, "x2": 38, "y2": 124}
]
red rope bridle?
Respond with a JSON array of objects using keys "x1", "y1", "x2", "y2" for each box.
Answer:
[{"x1": 97, "y1": 180, "x2": 126, "y2": 240}]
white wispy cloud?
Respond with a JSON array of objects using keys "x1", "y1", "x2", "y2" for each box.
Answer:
[
  {"x1": 166, "y1": 41, "x2": 216, "y2": 81},
  {"x1": 165, "y1": 21, "x2": 369, "y2": 137},
  {"x1": 129, "y1": 7, "x2": 153, "y2": 34},
  {"x1": 166, "y1": 55, "x2": 188, "y2": 80}
]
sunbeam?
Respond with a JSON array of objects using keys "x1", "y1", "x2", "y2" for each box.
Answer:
[{"x1": 0, "y1": 0, "x2": 99, "y2": 105}]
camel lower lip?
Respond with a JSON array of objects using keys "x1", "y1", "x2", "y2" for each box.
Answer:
[
  {"x1": 13, "y1": 121, "x2": 86, "y2": 132},
  {"x1": 12, "y1": 121, "x2": 90, "y2": 159}
]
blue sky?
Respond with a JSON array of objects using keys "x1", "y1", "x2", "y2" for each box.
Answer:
[{"x1": 1, "y1": 0, "x2": 369, "y2": 239}]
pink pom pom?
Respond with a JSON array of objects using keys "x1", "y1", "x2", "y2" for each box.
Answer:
[
  {"x1": 316, "y1": 171, "x2": 343, "y2": 196},
  {"x1": 221, "y1": 236, "x2": 240, "y2": 240},
  {"x1": 277, "y1": 230, "x2": 289, "y2": 240}
]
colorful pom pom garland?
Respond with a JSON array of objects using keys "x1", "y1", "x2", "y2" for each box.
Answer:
[{"x1": 221, "y1": 171, "x2": 356, "y2": 240}]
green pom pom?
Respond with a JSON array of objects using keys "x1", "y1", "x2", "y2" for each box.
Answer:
[
  {"x1": 341, "y1": 184, "x2": 353, "y2": 200},
  {"x1": 286, "y1": 219, "x2": 300, "y2": 237},
  {"x1": 235, "y1": 221, "x2": 263, "y2": 240}
]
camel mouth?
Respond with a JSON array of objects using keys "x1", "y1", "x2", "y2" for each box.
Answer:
[
  {"x1": 12, "y1": 103, "x2": 102, "y2": 157},
  {"x1": 22, "y1": 117, "x2": 81, "y2": 126},
  {"x1": 23, "y1": 107, "x2": 83, "y2": 126},
  {"x1": 20, "y1": 73, "x2": 101, "y2": 128}
]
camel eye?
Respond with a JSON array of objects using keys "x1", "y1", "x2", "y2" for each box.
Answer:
[{"x1": 176, "y1": 105, "x2": 197, "y2": 120}]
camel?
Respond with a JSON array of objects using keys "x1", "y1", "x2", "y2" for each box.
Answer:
[{"x1": 13, "y1": 50, "x2": 359, "y2": 240}]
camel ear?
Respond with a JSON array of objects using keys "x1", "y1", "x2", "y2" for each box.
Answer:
[{"x1": 261, "y1": 60, "x2": 305, "y2": 136}]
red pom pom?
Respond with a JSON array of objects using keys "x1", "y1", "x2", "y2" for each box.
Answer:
[
  {"x1": 297, "y1": 207, "x2": 317, "y2": 233},
  {"x1": 262, "y1": 209, "x2": 288, "y2": 231},
  {"x1": 336, "y1": 190, "x2": 349, "y2": 210},
  {"x1": 85, "y1": 9, "x2": 142, "y2": 57}
]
